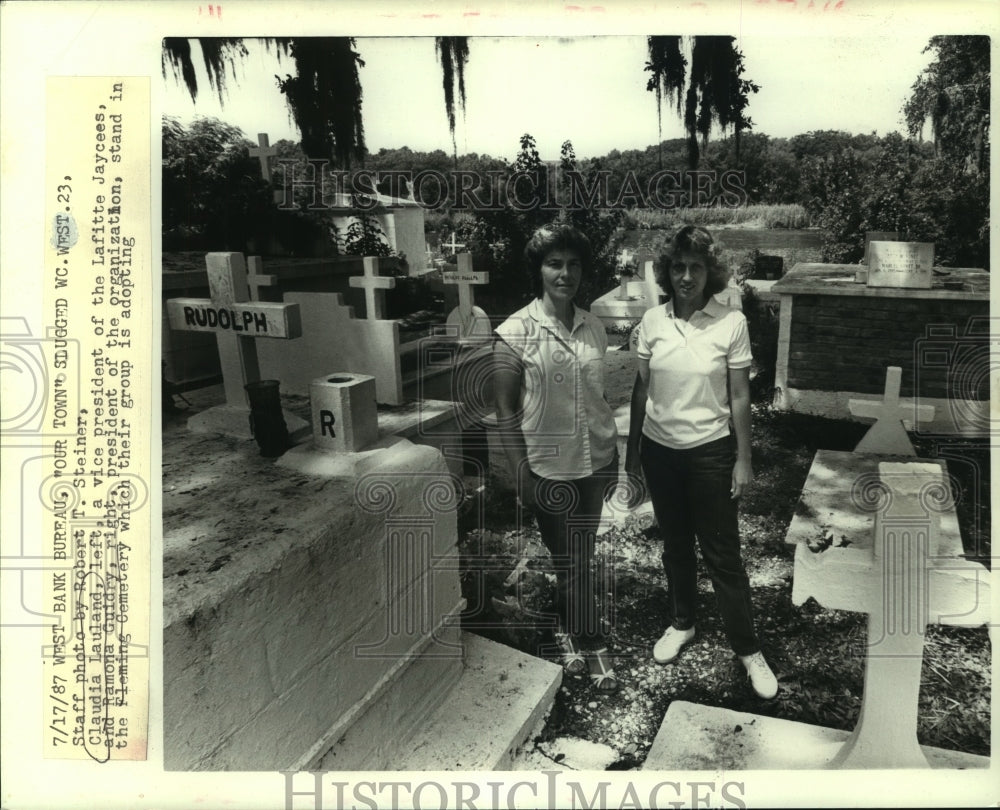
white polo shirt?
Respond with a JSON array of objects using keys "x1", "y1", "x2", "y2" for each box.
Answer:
[
  {"x1": 635, "y1": 297, "x2": 752, "y2": 449},
  {"x1": 495, "y1": 299, "x2": 618, "y2": 481}
]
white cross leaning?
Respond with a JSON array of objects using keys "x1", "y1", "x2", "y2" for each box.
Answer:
[
  {"x1": 249, "y1": 132, "x2": 278, "y2": 183},
  {"x1": 349, "y1": 256, "x2": 397, "y2": 320},
  {"x1": 166, "y1": 252, "x2": 302, "y2": 409},
  {"x1": 849, "y1": 366, "x2": 935, "y2": 455},
  {"x1": 442, "y1": 253, "x2": 489, "y2": 323}
]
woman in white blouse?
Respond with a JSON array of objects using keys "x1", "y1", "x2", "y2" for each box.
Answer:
[
  {"x1": 494, "y1": 224, "x2": 619, "y2": 693},
  {"x1": 624, "y1": 225, "x2": 778, "y2": 700}
]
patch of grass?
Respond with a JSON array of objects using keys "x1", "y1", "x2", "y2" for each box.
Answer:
[{"x1": 623, "y1": 204, "x2": 811, "y2": 231}]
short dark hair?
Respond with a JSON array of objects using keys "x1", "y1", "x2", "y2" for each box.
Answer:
[
  {"x1": 654, "y1": 225, "x2": 729, "y2": 301},
  {"x1": 523, "y1": 224, "x2": 594, "y2": 299}
]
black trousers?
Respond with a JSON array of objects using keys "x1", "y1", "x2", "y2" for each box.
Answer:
[
  {"x1": 640, "y1": 434, "x2": 760, "y2": 656},
  {"x1": 530, "y1": 456, "x2": 618, "y2": 648}
]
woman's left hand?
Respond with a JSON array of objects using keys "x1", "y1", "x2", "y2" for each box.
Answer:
[{"x1": 731, "y1": 457, "x2": 753, "y2": 499}]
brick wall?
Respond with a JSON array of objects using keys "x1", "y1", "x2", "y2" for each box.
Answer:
[{"x1": 786, "y1": 295, "x2": 989, "y2": 399}]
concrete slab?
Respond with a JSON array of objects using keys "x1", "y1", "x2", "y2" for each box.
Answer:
[
  {"x1": 395, "y1": 633, "x2": 563, "y2": 771},
  {"x1": 643, "y1": 701, "x2": 990, "y2": 770}
]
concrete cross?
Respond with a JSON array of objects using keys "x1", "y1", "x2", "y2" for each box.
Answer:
[
  {"x1": 443, "y1": 232, "x2": 465, "y2": 254},
  {"x1": 785, "y1": 451, "x2": 990, "y2": 769},
  {"x1": 443, "y1": 253, "x2": 491, "y2": 340},
  {"x1": 849, "y1": 366, "x2": 935, "y2": 455},
  {"x1": 349, "y1": 256, "x2": 396, "y2": 320},
  {"x1": 166, "y1": 252, "x2": 302, "y2": 414},
  {"x1": 443, "y1": 253, "x2": 488, "y2": 320},
  {"x1": 249, "y1": 133, "x2": 278, "y2": 182}
]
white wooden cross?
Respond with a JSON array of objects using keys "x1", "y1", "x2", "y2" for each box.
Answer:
[
  {"x1": 849, "y1": 366, "x2": 935, "y2": 455},
  {"x1": 166, "y1": 252, "x2": 302, "y2": 435},
  {"x1": 249, "y1": 132, "x2": 278, "y2": 182},
  {"x1": 349, "y1": 256, "x2": 396, "y2": 320},
  {"x1": 443, "y1": 232, "x2": 465, "y2": 254},
  {"x1": 443, "y1": 253, "x2": 491, "y2": 340}
]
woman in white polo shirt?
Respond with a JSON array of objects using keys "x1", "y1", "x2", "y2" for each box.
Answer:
[
  {"x1": 624, "y1": 225, "x2": 778, "y2": 700},
  {"x1": 494, "y1": 224, "x2": 620, "y2": 693}
]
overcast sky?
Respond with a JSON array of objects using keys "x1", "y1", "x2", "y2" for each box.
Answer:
[{"x1": 162, "y1": 35, "x2": 937, "y2": 160}]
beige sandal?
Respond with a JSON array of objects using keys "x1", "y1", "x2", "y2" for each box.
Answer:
[
  {"x1": 587, "y1": 647, "x2": 619, "y2": 693},
  {"x1": 555, "y1": 632, "x2": 587, "y2": 675}
]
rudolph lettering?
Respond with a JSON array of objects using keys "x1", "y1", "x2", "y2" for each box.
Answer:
[{"x1": 180, "y1": 305, "x2": 271, "y2": 334}]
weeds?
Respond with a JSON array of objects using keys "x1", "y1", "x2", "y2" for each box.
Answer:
[{"x1": 623, "y1": 203, "x2": 811, "y2": 231}]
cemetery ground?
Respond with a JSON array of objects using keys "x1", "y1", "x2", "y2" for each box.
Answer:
[
  {"x1": 163, "y1": 342, "x2": 991, "y2": 771},
  {"x1": 455, "y1": 347, "x2": 992, "y2": 771}
]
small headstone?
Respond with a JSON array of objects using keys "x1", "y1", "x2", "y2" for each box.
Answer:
[
  {"x1": 849, "y1": 366, "x2": 935, "y2": 455},
  {"x1": 866, "y1": 241, "x2": 934, "y2": 289},
  {"x1": 443, "y1": 253, "x2": 491, "y2": 341}
]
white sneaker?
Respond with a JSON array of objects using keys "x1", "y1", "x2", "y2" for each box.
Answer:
[
  {"x1": 652, "y1": 626, "x2": 695, "y2": 664},
  {"x1": 740, "y1": 651, "x2": 778, "y2": 699}
]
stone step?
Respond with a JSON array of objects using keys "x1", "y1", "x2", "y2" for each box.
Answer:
[
  {"x1": 395, "y1": 632, "x2": 562, "y2": 771},
  {"x1": 643, "y1": 700, "x2": 991, "y2": 770}
]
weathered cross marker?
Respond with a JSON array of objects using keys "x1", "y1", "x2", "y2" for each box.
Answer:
[
  {"x1": 849, "y1": 366, "x2": 935, "y2": 455},
  {"x1": 349, "y1": 257, "x2": 396, "y2": 320},
  {"x1": 166, "y1": 252, "x2": 306, "y2": 438},
  {"x1": 249, "y1": 133, "x2": 278, "y2": 182},
  {"x1": 785, "y1": 451, "x2": 989, "y2": 769},
  {"x1": 443, "y1": 253, "x2": 491, "y2": 340}
]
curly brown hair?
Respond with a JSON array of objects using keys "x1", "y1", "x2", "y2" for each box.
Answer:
[{"x1": 654, "y1": 225, "x2": 729, "y2": 301}]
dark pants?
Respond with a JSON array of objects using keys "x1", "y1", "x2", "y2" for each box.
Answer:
[
  {"x1": 530, "y1": 456, "x2": 618, "y2": 649},
  {"x1": 640, "y1": 435, "x2": 760, "y2": 656}
]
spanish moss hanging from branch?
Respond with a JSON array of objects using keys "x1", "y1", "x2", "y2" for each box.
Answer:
[
  {"x1": 275, "y1": 37, "x2": 367, "y2": 169},
  {"x1": 645, "y1": 35, "x2": 759, "y2": 170},
  {"x1": 161, "y1": 37, "x2": 265, "y2": 105},
  {"x1": 645, "y1": 36, "x2": 686, "y2": 169},
  {"x1": 436, "y1": 37, "x2": 470, "y2": 165}
]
